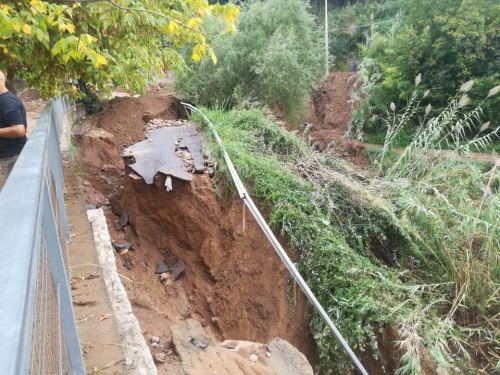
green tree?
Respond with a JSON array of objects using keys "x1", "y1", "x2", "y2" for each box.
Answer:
[
  {"x1": 0, "y1": 0, "x2": 239, "y2": 97},
  {"x1": 355, "y1": 0, "x2": 500, "y2": 134},
  {"x1": 174, "y1": 0, "x2": 323, "y2": 123}
]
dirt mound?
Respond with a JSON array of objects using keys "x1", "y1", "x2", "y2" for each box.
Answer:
[
  {"x1": 91, "y1": 87, "x2": 187, "y2": 150},
  {"x1": 307, "y1": 72, "x2": 366, "y2": 163},
  {"x1": 76, "y1": 129, "x2": 124, "y2": 206}
]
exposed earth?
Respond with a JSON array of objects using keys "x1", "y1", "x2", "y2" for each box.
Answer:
[{"x1": 76, "y1": 87, "x2": 319, "y2": 374}]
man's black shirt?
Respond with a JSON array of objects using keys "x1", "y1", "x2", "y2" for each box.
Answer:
[{"x1": 0, "y1": 91, "x2": 27, "y2": 158}]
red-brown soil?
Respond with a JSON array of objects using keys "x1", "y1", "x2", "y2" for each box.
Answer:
[
  {"x1": 77, "y1": 89, "x2": 319, "y2": 373},
  {"x1": 92, "y1": 87, "x2": 187, "y2": 150},
  {"x1": 307, "y1": 72, "x2": 366, "y2": 164}
]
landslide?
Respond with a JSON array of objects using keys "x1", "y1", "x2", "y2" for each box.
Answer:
[
  {"x1": 306, "y1": 72, "x2": 366, "y2": 164},
  {"x1": 76, "y1": 88, "x2": 318, "y2": 373}
]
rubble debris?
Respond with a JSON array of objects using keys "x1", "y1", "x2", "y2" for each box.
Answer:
[
  {"x1": 171, "y1": 319, "x2": 314, "y2": 375},
  {"x1": 160, "y1": 273, "x2": 171, "y2": 282},
  {"x1": 165, "y1": 175, "x2": 173, "y2": 191},
  {"x1": 123, "y1": 261, "x2": 132, "y2": 270},
  {"x1": 111, "y1": 242, "x2": 134, "y2": 252},
  {"x1": 144, "y1": 118, "x2": 189, "y2": 132},
  {"x1": 190, "y1": 336, "x2": 209, "y2": 350},
  {"x1": 171, "y1": 261, "x2": 186, "y2": 280},
  {"x1": 155, "y1": 262, "x2": 169, "y2": 274},
  {"x1": 153, "y1": 353, "x2": 166, "y2": 363},
  {"x1": 125, "y1": 125, "x2": 205, "y2": 184},
  {"x1": 117, "y1": 211, "x2": 129, "y2": 227},
  {"x1": 150, "y1": 336, "x2": 160, "y2": 344},
  {"x1": 154, "y1": 257, "x2": 185, "y2": 280}
]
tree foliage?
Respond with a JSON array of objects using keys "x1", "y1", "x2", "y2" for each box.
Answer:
[
  {"x1": 0, "y1": 0, "x2": 239, "y2": 96},
  {"x1": 174, "y1": 0, "x2": 323, "y2": 123},
  {"x1": 352, "y1": 0, "x2": 500, "y2": 135}
]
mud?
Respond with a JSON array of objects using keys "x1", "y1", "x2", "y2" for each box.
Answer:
[
  {"x1": 78, "y1": 90, "x2": 319, "y2": 373},
  {"x1": 306, "y1": 72, "x2": 366, "y2": 164}
]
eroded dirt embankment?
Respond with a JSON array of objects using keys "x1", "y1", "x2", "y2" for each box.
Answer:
[{"x1": 77, "y1": 88, "x2": 318, "y2": 373}]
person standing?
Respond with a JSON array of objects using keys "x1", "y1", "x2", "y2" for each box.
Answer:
[{"x1": 0, "y1": 70, "x2": 27, "y2": 178}]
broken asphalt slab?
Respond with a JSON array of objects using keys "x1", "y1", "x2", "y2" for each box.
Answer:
[{"x1": 125, "y1": 125, "x2": 205, "y2": 184}]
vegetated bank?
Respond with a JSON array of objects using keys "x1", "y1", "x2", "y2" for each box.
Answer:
[{"x1": 192, "y1": 93, "x2": 500, "y2": 375}]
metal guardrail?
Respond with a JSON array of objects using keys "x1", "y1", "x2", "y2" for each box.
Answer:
[
  {"x1": 182, "y1": 103, "x2": 370, "y2": 375},
  {"x1": 0, "y1": 98, "x2": 85, "y2": 374}
]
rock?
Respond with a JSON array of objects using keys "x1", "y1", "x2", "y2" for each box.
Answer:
[
  {"x1": 118, "y1": 211, "x2": 129, "y2": 227},
  {"x1": 171, "y1": 260, "x2": 186, "y2": 280},
  {"x1": 123, "y1": 261, "x2": 131, "y2": 270},
  {"x1": 151, "y1": 343, "x2": 159, "y2": 348},
  {"x1": 155, "y1": 262, "x2": 169, "y2": 274},
  {"x1": 153, "y1": 353, "x2": 166, "y2": 363},
  {"x1": 112, "y1": 242, "x2": 133, "y2": 252},
  {"x1": 150, "y1": 336, "x2": 160, "y2": 344},
  {"x1": 121, "y1": 149, "x2": 134, "y2": 158},
  {"x1": 171, "y1": 319, "x2": 313, "y2": 375},
  {"x1": 142, "y1": 112, "x2": 154, "y2": 123},
  {"x1": 190, "y1": 336, "x2": 209, "y2": 350},
  {"x1": 85, "y1": 204, "x2": 97, "y2": 211},
  {"x1": 154, "y1": 257, "x2": 185, "y2": 279},
  {"x1": 160, "y1": 272, "x2": 171, "y2": 282},
  {"x1": 114, "y1": 222, "x2": 123, "y2": 231}
]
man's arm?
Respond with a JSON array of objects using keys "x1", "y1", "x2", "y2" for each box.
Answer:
[{"x1": 0, "y1": 125, "x2": 26, "y2": 138}]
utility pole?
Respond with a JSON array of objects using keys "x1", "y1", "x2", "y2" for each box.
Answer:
[{"x1": 324, "y1": 0, "x2": 329, "y2": 76}]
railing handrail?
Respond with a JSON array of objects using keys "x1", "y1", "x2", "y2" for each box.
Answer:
[{"x1": 0, "y1": 98, "x2": 85, "y2": 374}]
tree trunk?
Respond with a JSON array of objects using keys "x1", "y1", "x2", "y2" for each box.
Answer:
[{"x1": 5, "y1": 67, "x2": 16, "y2": 95}]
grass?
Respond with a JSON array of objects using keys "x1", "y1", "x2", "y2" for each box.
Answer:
[{"x1": 192, "y1": 101, "x2": 500, "y2": 374}]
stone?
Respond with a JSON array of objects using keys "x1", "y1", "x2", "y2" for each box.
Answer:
[
  {"x1": 85, "y1": 204, "x2": 97, "y2": 211},
  {"x1": 154, "y1": 353, "x2": 166, "y2": 363},
  {"x1": 190, "y1": 336, "x2": 209, "y2": 350},
  {"x1": 112, "y1": 242, "x2": 133, "y2": 251},
  {"x1": 171, "y1": 260, "x2": 186, "y2": 280},
  {"x1": 118, "y1": 211, "x2": 129, "y2": 227},
  {"x1": 142, "y1": 112, "x2": 154, "y2": 123},
  {"x1": 160, "y1": 272, "x2": 171, "y2": 282},
  {"x1": 150, "y1": 336, "x2": 160, "y2": 344},
  {"x1": 155, "y1": 262, "x2": 169, "y2": 274}
]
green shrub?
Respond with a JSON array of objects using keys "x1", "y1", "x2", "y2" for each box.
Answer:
[
  {"x1": 351, "y1": 0, "x2": 500, "y2": 135},
  {"x1": 174, "y1": 0, "x2": 323, "y2": 123}
]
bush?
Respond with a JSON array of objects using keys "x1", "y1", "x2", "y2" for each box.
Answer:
[
  {"x1": 351, "y1": 0, "x2": 500, "y2": 136},
  {"x1": 173, "y1": 0, "x2": 323, "y2": 123}
]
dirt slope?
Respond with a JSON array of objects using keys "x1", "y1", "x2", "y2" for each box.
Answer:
[
  {"x1": 78, "y1": 89, "x2": 318, "y2": 373},
  {"x1": 307, "y1": 72, "x2": 365, "y2": 163}
]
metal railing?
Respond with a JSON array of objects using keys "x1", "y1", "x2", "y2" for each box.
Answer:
[
  {"x1": 182, "y1": 103, "x2": 369, "y2": 375},
  {"x1": 0, "y1": 98, "x2": 85, "y2": 374}
]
